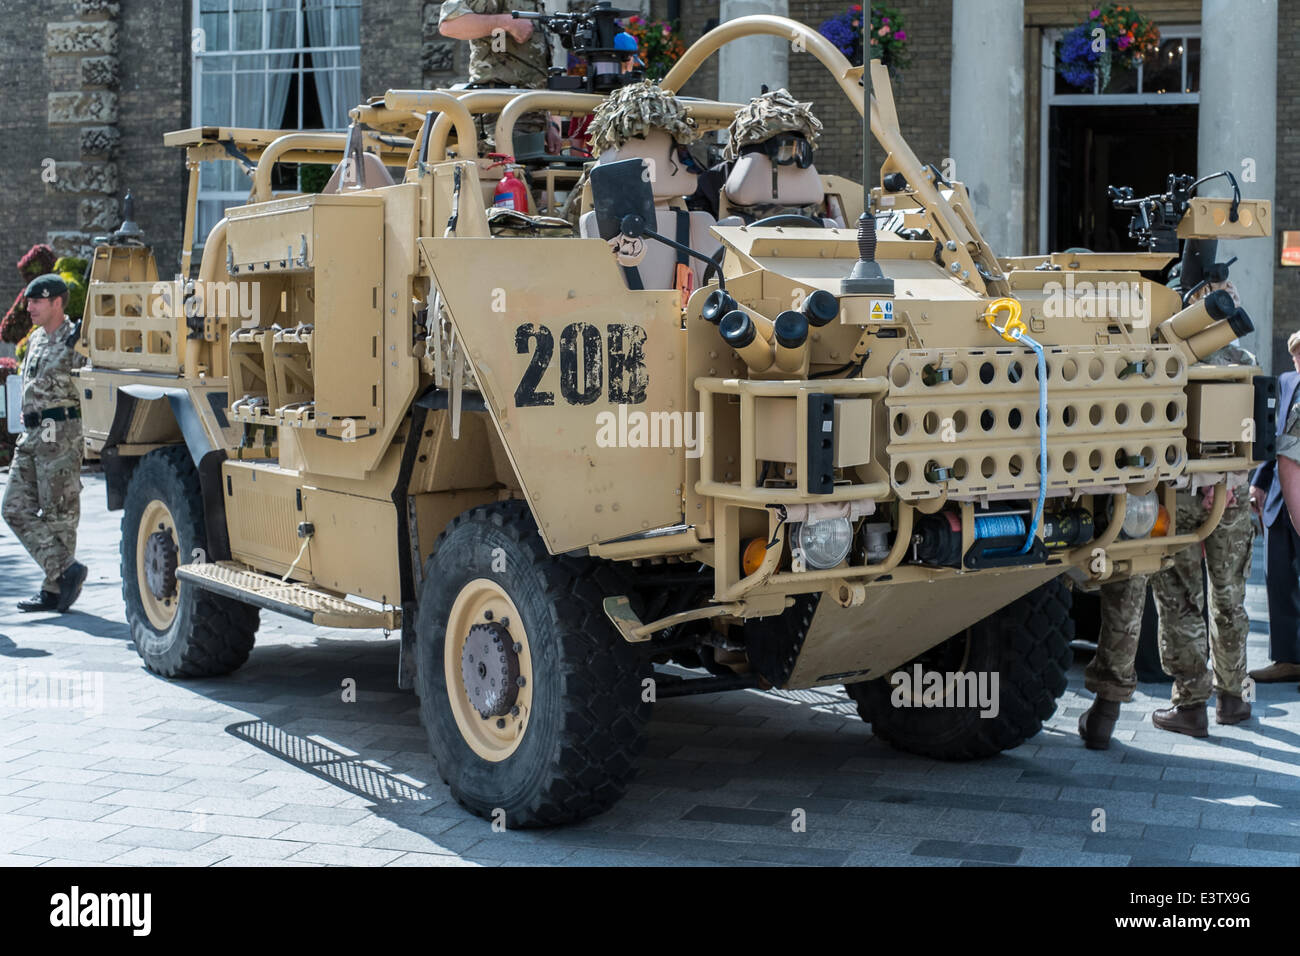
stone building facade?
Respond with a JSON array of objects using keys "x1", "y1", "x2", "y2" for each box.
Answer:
[{"x1": 0, "y1": 0, "x2": 1293, "y2": 367}]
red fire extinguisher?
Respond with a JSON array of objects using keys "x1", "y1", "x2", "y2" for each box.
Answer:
[{"x1": 488, "y1": 154, "x2": 528, "y2": 211}]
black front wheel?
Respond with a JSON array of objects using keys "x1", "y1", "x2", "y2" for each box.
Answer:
[
  {"x1": 415, "y1": 500, "x2": 650, "y2": 827},
  {"x1": 845, "y1": 577, "x2": 1073, "y2": 760}
]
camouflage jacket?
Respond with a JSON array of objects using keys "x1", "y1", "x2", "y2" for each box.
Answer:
[
  {"x1": 440, "y1": 0, "x2": 550, "y2": 88},
  {"x1": 1200, "y1": 343, "x2": 1256, "y2": 368},
  {"x1": 19, "y1": 316, "x2": 84, "y2": 416}
]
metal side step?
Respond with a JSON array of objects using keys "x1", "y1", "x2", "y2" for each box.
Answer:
[{"x1": 176, "y1": 561, "x2": 399, "y2": 630}]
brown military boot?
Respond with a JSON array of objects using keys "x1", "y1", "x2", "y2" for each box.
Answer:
[
  {"x1": 1248, "y1": 661, "x2": 1300, "y2": 683},
  {"x1": 1152, "y1": 704, "x2": 1209, "y2": 738},
  {"x1": 1078, "y1": 697, "x2": 1121, "y2": 750},
  {"x1": 1215, "y1": 693, "x2": 1251, "y2": 725}
]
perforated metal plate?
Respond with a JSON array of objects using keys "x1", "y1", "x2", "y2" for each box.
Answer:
[
  {"x1": 884, "y1": 345, "x2": 1187, "y2": 500},
  {"x1": 176, "y1": 560, "x2": 398, "y2": 629}
]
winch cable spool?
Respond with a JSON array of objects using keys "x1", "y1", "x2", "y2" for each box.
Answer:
[
  {"x1": 981, "y1": 297, "x2": 1047, "y2": 556},
  {"x1": 973, "y1": 513, "x2": 1025, "y2": 540}
]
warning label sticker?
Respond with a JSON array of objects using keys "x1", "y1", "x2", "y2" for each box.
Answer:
[{"x1": 870, "y1": 299, "x2": 895, "y2": 321}]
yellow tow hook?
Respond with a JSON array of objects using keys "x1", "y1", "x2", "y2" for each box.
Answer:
[{"x1": 982, "y1": 297, "x2": 1026, "y2": 344}]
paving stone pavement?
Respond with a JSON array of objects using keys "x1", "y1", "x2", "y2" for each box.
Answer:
[{"x1": 2, "y1": 471, "x2": 1299, "y2": 867}]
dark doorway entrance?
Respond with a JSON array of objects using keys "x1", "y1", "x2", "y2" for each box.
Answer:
[{"x1": 1047, "y1": 104, "x2": 1197, "y2": 253}]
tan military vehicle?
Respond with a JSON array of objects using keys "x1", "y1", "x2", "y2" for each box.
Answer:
[{"x1": 77, "y1": 13, "x2": 1273, "y2": 826}]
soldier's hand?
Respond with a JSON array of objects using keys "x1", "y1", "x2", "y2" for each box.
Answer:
[
  {"x1": 1249, "y1": 484, "x2": 1265, "y2": 517},
  {"x1": 506, "y1": 18, "x2": 534, "y2": 43}
]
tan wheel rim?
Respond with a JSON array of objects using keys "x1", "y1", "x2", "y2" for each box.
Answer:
[
  {"x1": 444, "y1": 578, "x2": 534, "y2": 762},
  {"x1": 136, "y1": 499, "x2": 180, "y2": 632}
]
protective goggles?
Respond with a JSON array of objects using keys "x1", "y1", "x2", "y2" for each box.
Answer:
[
  {"x1": 744, "y1": 133, "x2": 814, "y2": 169},
  {"x1": 673, "y1": 143, "x2": 707, "y2": 175}
]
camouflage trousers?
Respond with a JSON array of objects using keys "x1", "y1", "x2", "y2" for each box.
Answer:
[
  {"x1": 1085, "y1": 573, "x2": 1147, "y2": 702},
  {"x1": 1152, "y1": 492, "x2": 1254, "y2": 706},
  {"x1": 2, "y1": 420, "x2": 82, "y2": 592},
  {"x1": 1085, "y1": 492, "x2": 1254, "y2": 705}
]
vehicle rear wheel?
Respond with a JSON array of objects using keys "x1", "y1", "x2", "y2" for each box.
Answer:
[
  {"x1": 415, "y1": 500, "x2": 650, "y2": 827},
  {"x1": 845, "y1": 577, "x2": 1073, "y2": 759},
  {"x1": 121, "y1": 446, "x2": 259, "y2": 677}
]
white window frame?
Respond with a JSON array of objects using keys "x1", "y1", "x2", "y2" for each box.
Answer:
[
  {"x1": 190, "y1": 0, "x2": 361, "y2": 242},
  {"x1": 1038, "y1": 24, "x2": 1201, "y2": 252}
]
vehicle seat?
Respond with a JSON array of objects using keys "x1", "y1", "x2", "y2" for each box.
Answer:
[
  {"x1": 579, "y1": 129, "x2": 720, "y2": 291},
  {"x1": 718, "y1": 152, "x2": 843, "y2": 228}
]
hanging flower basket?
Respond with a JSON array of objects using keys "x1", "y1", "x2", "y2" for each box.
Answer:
[
  {"x1": 818, "y1": 4, "x2": 910, "y2": 72},
  {"x1": 621, "y1": 16, "x2": 686, "y2": 82},
  {"x1": 1058, "y1": 4, "x2": 1161, "y2": 92}
]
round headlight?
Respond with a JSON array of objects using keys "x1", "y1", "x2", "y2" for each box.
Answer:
[
  {"x1": 1119, "y1": 491, "x2": 1160, "y2": 539},
  {"x1": 794, "y1": 518, "x2": 853, "y2": 570}
]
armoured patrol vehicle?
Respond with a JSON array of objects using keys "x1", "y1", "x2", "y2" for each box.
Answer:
[{"x1": 76, "y1": 13, "x2": 1273, "y2": 825}]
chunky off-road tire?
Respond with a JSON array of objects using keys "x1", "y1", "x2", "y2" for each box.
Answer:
[
  {"x1": 845, "y1": 577, "x2": 1073, "y2": 760},
  {"x1": 415, "y1": 500, "x2": 651, "y2": 827},
  {"x1": 121, "y1": 446, "x2": 259, "y2": 677}
]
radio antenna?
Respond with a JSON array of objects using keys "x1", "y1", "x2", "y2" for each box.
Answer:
[{"x1": 841, "y1": 19, "x2": 893, "y2": 297}]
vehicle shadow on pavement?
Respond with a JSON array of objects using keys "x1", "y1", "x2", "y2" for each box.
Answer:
[
  {"x1": 40, "y1": 610, "x2": 134, "y2": 643},
  {"x1": 0, "y1": 635, "x2": 51, "y2": 658},
  {"x1": 160, "y1": 631, "x2": 1300, "y2": 866}
]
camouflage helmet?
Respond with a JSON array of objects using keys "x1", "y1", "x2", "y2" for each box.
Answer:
[
  {"x1": 588, "y1": 81, "x2": 701, "y2": 156},
  {"x1": 724, "y1": 88, "x2": 823, "y2": 161}
]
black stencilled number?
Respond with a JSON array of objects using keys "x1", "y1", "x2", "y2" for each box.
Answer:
[
  {"x1": 514, "y1": 324, "x2": 555, "y2": 407},
  {"x1": 513, "y1": 322, "x2": 649, "y2": 407},
  {"x1": 559, "y1": 322, "x2": 603, "y2": 406},
  {"x1": 607, "y1": 323, "x2": 648, "y2": 405}
]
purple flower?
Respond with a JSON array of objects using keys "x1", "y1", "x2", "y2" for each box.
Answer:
[
  {"x1": 894, "y1": 30, "x2": 906, "y2": 40},
  {"x1": 1089, "y1": 7, "x2": 1100, "y2": 16},
  {"x1": 1116, "y1": 34, "x2": 1131, "y2": 50},
  {"x1": 1058, "y1": 24, "x2": 1100, "y2": 89},
  {"x1": 819, "y1": 17, "x2": 856, "y2": 57}
]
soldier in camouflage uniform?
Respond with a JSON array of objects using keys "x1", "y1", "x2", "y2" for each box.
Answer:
[
  {"x1": 438, "y1": 0, "x2": 554, "y2": 151},
  {"x1": 1149, "y1": 285, "x2": 1255, "y2": 736},
  {"x1": 2, "y1": 274, "x2": 89, "y2": 613},
  {"x1": 1080, "y1": 281, "x2": 1254, "y2": 746}
]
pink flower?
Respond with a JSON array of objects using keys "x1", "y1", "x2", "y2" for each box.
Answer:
[
  {"x1": 662, "y1": 25, "x2": 670, "y2": 34},
  {"x1": 878, "y1": 25, "x2": 889, "y2": 36},
  {"x1": 894, "y1": 30, "x2": 906, "y2": 40}
]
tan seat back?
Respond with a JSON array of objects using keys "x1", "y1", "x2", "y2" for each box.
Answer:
[
  {"x1": 580, "y1": 129, "x2": 721, "y2": 291},
  {"x1": 580, "y1": 208, "x2": 720, "y2": 290},
  {"x1": 719, "y1": 152, "x2": 844, "y2": 227}
]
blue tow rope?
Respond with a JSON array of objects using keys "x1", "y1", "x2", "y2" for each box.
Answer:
[
  {"x1": 980, "y1": 297, "x2": 1048, "y2": 557},
  {"x1": 1007, "y1": 327, "x2": 1048, "y2": 555}
]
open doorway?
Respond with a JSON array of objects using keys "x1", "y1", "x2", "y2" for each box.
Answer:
[
  {"x1": 1038, "y1": 25, "x2": 1201, "y2": 255},
  {"x1": 1047, "y1": 103, "x2": 1198, "y2": 253}
]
